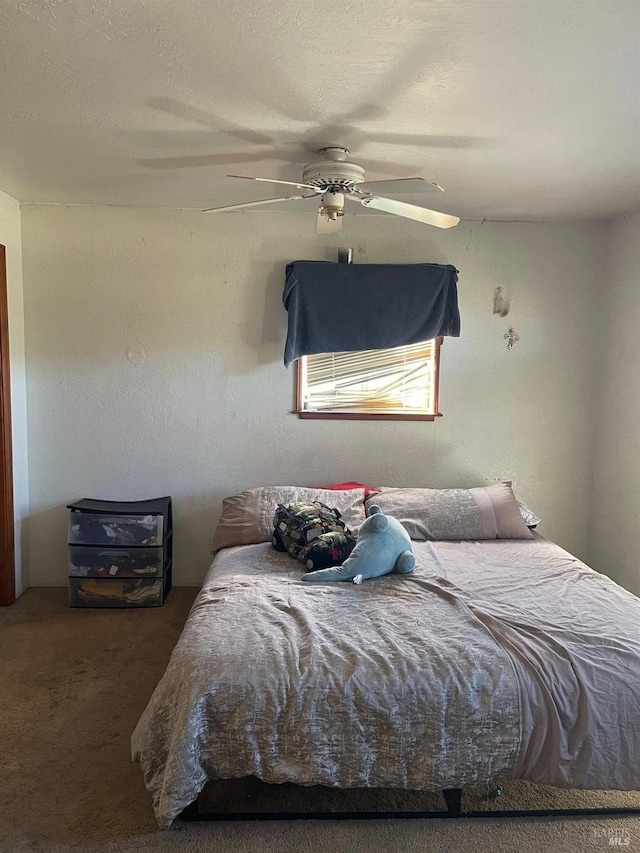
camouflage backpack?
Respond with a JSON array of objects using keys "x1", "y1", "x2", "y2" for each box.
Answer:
[{"x1": 272, "y1": 501, "x2": 357, "y2": 571}]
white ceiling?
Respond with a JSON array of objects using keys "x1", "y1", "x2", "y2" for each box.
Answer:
[{"x1": 1, "y1": 0, "x2": 639, "y2": 221}]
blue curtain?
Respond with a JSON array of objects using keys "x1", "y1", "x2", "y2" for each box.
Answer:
[{"x1": 283, "y1": 261, "x2": 460, "y2": 366}]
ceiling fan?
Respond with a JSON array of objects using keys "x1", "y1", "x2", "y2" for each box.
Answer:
[{"x1": 202, "y1": 147, "x2": 460, "y2": 233}]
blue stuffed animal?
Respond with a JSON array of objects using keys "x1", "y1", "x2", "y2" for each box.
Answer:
[{"x1": 301, "y1": 504, "x2": 415, "y2": 583}]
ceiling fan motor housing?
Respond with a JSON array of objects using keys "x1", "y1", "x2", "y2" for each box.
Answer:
[{"x1": 302, "y1": 159, "x2": 366, "y2": 192}]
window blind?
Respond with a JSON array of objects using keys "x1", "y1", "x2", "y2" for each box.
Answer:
[{"x1": 301, "y1": 340, "x2": 436, "y2": 413}]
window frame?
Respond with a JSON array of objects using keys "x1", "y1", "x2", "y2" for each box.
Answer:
[{"x1": 295, "y1": 336, "x2": 443, "y2": 421}]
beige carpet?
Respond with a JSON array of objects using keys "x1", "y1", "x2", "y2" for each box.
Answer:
[{"x1": 1, "y1": 588, "x2": 639, "y2": 853}]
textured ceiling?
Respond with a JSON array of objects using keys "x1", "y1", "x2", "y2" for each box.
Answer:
[{"x1": 1, "y1": 0, "x2": 639, "y2": 221}]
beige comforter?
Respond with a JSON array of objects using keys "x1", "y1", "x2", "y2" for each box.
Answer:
[{"x1": 131, "y1": 536, "x2": 640, "y2": 828}]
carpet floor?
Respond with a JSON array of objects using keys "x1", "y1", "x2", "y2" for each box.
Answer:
[{"x1": 1, "y1": 587, "x2": 639, "y2": 853}]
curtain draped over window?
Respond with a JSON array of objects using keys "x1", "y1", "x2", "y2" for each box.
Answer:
[{"x1": 282, "y1": 261, "x2": 460, "y2": 366}]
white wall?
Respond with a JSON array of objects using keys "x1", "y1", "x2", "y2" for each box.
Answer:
[
  {"x1": 0, "y1": 190, "x2": 29, "y2": 596},
  {"x1": 587, "y1": 212, "x2": 640, "y2": 595},
  {"x1": 21, "y1": 205, "x2": 605, "y2": 586}
]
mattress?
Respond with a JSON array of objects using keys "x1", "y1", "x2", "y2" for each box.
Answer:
[{"x1": 131, "y1": 535, "x2": 640, "y2": 828}]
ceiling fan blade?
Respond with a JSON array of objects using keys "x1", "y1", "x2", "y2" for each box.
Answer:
[
  {"x1": 228, "y1": 174, "x2": 320, "y2": 191},
  {"x1": 316, "y1": 213, "x2": 343, "y2": 234},
  {"x1": 357, "y1": 196, "x2": 460, "y2": 229},
  {"x1": 356, "y1": 178, "x2": 443, "y2": 195},
  {"x1": 202, "y1": 195, "x2": 314, "y2": 213}
]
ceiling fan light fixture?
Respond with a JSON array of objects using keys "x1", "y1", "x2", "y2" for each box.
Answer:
[{"x1": 320, "y1": 191, "x2": 345, "y2": 220}]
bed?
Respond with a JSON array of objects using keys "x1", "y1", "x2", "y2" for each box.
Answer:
[{"x1": 131, "y1": 485, "x2": 640, "y2": 828}]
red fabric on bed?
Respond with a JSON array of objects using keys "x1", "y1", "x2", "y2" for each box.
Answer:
[{"x1": 321, "y1": 481, "x2": 379, "y2": 500}]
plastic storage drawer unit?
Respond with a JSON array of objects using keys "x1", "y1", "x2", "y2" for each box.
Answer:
[{"x1": 67, "y1": 497, "x2": 172, "y2": 608}]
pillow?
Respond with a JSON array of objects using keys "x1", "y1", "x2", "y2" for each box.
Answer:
[
  {"x1": 366, "y1": 483, "x2": 535, "y2": 541},
  {"x1": 211, "y1": 486, "x2": 366, "y2": 554}
]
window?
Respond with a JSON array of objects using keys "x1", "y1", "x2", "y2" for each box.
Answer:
[{"x1": 296, "y1": 337, "x2": 443, "y2": 421}]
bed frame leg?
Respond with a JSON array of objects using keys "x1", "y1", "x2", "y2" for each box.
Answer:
[
  {"x1": 443, "y1": 788, "x2": 462, "y2": 817},
  {"x1": 180, "y1": 799, "x2": 200, "y2": 821}
]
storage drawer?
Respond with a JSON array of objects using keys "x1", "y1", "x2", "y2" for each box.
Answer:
[
  {"x1": 68, "y1": 513, "x2": 163, "y2": 546},
  {"x1": 68, "y1": 546, "x2": 163, "y2": 579},
  {"x1": 69, "y1": 577, "x2": 163, "y2": 608}
]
